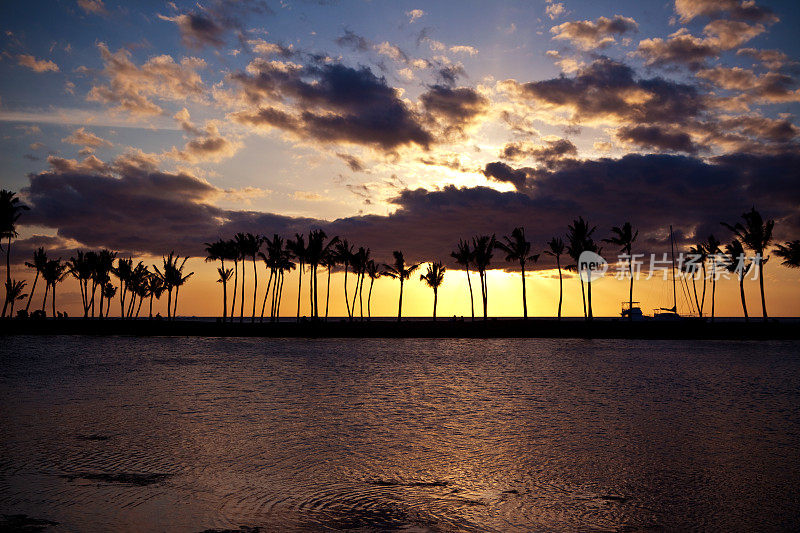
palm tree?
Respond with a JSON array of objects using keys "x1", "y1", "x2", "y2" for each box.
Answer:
[
  {"x1": 306, "y1": 230, "x2": 339, "y2": 319},
  {"x1": 420, "y1": 261, "x2": 445, "y2": 320},
  {"x1": 67, "y1": 251, "x2": 94, "y2": 317},
  {"x1": 497, "y1": 227, "x2": 539, "y2": 319},
  {"x1": 225, "y1": 239, "x2": 240, "y2": 322},
  {"x1": 724, "y1": 240, "x2": 752, "y2": 321},
  {"x1": 450, "y1": 239, "x2": 475, "y2": 320},
  {"x1": 273, "y1": 251, "x2": 295, "y2": 320},
  {"x1": 566, "y1": 217, "x2": 597, "y2": 320},
  {"x1": 113, "y1": 258, "x2": 133, "y2": 319},
  {"x1": 365, "y1": 259, "x2": 381, "y2": 320},
  {"x1": 723, "y1": 208, "x2": 774, "y2": 321},
  {"x1": 286, "y1": 234, "x2": 306, "y2": 320},
  {"x1": 334, "y1": 239, "x2": 354, "y2": 319},
  {"x1": 217, "y1": 266, "x2": 234, "y2": 319},
  {"x1": 702, "y1": 235, "x2": 722, "y2": 322},
  {"x1": 321, "y1": 246, "x2": 338, "y2": 321},
  {"x1": 242, "y1": 233, "x2": 263, "y2": 322},
  {"x1": 127, "y1": 262, "x2": 149, "y2": 318},
  {"x1": 544, "y1": 237, "x2": 565, "y2": 320},
  {"x1": 603, "y1": 222, "x2": 639, "y2": 320},
  {"x1": 24, "y1": 247, "x2": 47, "y2": 315},
  {"x1": 41, "y1": 259, "x2": 67, "y2": 317},
  {"x1": 153, "y1": 252, "x2": 193, "y2": 320},
  {"x1": 4, "y1": 279, "x2": 27, "y2": 317},
  {"x1": 351, "y1": 247, "x2": 370, "y2": 320},
  {"x1": 146, "y1": 273, "x2": 164, "y2": 319},
  {"x1": 233, "y1": 232, "x2": 255, "y2": 323},
  {"x1": 383, "y1": 250, "x2": 421, "y2": 322},
  {"x1": 205, "y1": 239, "x2": 229, "y2": 320},
  {"x1": 103, "y1": 282, "x2": 117, "y2": 317},
  {"x1": 774, "y1": 240, "x2": 800, "y2": 269},
  {"x1": 472, "y1": 235, "x2": 496, "y2": 320},
  {"x1": 94, "y1": 249, "x2": 116, "y2": 318},
  {"x1": 1, "y1": 190, "x2": 29, "y2": 317}
]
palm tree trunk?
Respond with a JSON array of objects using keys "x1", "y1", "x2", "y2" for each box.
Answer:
[
  {"x1": 739, "y1": 275, "x2": 749, "y2": 322},
  {"x1": 119, "y1": 280, "x2": 125, "y2": 319},
  {"x1": 251, "y1": 256, "x2": 258, "y2": 323},
  {"x1": 167, "y1": 288, "x2": 172, "y2": 320},
  {"x1": 42, "y1": 283, "x2": 49, "y2": 314},
  {"x1": 99, "y1": 286, "x2": 104, "y2": 319},
  {"x1": 296, "y1": 263, "x2": 302, "y2": 320},
  {"x1": 91, "y1": 280, "x2": 97, "y2": 317},
  {"x1": 52, "y1": 284, "x2": 56, "y2": 318},
  {"x1": 343, "y1": 264, "x2": 351, "y2": 320},
  {"x1": 368, "y1": 277, "x2": 374, "y2": 320},
  {"x1": 105, "y1": 296, "x2": 110, "y2": 317},
  {"x1": 350, "y1": 270, "x2": 359, "y2": 320},
  {"x1": 25, "y1": 271, "x2": 39, "y2": 313},
  {"x1": 240, "y1": 258, "x2": 246, "y2": 323},
  {"x1": 710, "y1": 263, "x2": 716, "y2": 323},
  {"x1": 325, "y1": 267, "x2": 332, "y2": 321},
  {"x1": 587, "y1": 279, "x2": 593, "y2": 321},
  {"x1": 700, "y1": 263, "x2": 707, "y2": 316},
  {"x1": 149, "y1": 293, "x2": 154, "y2": 319},
  {"x1": 309, "y1": 265, "x2": 314, "y2": 319},
  {"x1": 136, "y1": 296, "x2": 144, "y2": 318},
  {"x1": 759, "y1": 257, "x2": 768, "y2": 321},
  {"x1": 480, "y1": 271, "x2": 488, "y2": 320},
  {"x1": 465, "y1": 267, "x2": 474, "y2": 321},
  {"x1": 173, "y1": 286, "x2": 179, "y2": 319},
  {"x1": 580, "y1": 278, "x2": 586, "y2": 318},
  {"x1": 221, "y1": 258, "x2": 227, "y2": 321},
  {"x1": 260, "y1": 269, "x2": 274, "y2": 322},
  {"x1": 556, "y1": 257, "x2": 562, "y2": 320},
  {"x1": 3, "y1": 236, "x2": 11, "y2": 317},
  {"x1": 358, "y1": 272, "x2": 364, "y2": 321},
  {"x1": 520, "y1": 262, "x2": 527, "y2": 319},
  {"x1": 628, "y1": 259, "x2": 634, "y2": 321},
  {"x1": 397, "y1": 279, "x2": 403, "y2": 322},
  {"x1": 231, "y1": 259, "x2": 238, "y2": 323},
  {"x1": 277, "y1": 271, "x2": 285, "y2": 318},
  {"x1": 433, "y1": 287, "x2": 438, "y2": 321},
  {"x1": 271, "y1": 270, "x2": 279, "y2": 321}
]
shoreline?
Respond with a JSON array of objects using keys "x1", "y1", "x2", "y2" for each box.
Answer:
[{"x1": 2, "y1": 317, "x2": 799, "y2": 339}]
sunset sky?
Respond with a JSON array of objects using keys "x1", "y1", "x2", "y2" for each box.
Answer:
[{"x1": 1, "y1": 0, "x2": 799, "y2": 317}]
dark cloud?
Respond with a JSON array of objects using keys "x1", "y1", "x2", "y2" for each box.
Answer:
[
  {"x1": 435, "y1": 64, "x2": 466, "y2": 86},
  {"x1": 420, "y1": 85, "x2": 489, "y2": 136},
  {"x1": 550, "y1": 15, "x2": 638, "y2": 50},
  {"x1": 674, "y1": 0, "x2": 778, "y2": 24},
  {"x1": 334, "y1": 30, "x2": 369, "y2": 52},
  {"x1": 505, "y1": 57, "x2": 704, "y2": 125},
  {"x1": 336, "y1": 152, "x2": 365, "y2": 172},
  {"x1": 16, "y1": 152, "x2": 800, "y2": 269},
  {"x1": 231, "y1": 61, "x2": 432, "y2": 151},
  {"x1": 158, "y1": 0, "x2": 273, "y2": 49},
  {"x1": 482, "y1": 161, "x2": 531, "y2": 189},
  {"x1": 616, "y1": 125, "x2": 700, "y2": 154},
  {"x1": 500, "y1": 139, "x2": 578, "y2": 166}
]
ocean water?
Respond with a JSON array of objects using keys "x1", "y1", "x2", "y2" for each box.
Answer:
[{"x1": 1, "y1": 336, "x2": 799, "y2": 532}]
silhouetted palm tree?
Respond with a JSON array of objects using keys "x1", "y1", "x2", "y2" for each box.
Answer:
[
  {"x1": 544, "y1": 237, "x2": 565, "y2": 320},
  {"x1": 127, "y1": 262, "x2": 149, "y2": 318},
  {"x1": 472, "y1": 235, "x2": 495, "y2": 320},
  {"x1": 68, "y1": 251, "x2": 94, "y2": 317},
  {"x1": 365, "y1": 259, "x2": 381, "y2": 320},
  {"x1": 775, "y1": 240, "x2": 800, "y2": 269},
  {"x1": 274, "y1": 251, "x2": 295, "y2": 320},
  {"x1": 383, "y1": 250, "x2": 421, "y2": 322},
  {"x1": 566, "y1": 217, "x2": 597, "y2": 320},
  {"x1": 5, "y1": 279, "x2": 26, "y2": 317},
  {"x1": 321, "y1": 246, "x2": 338, "y2": 321},
  {"x1": 603, "y1": 222, "x2": 638, "y2": 320},
  {"x1": 217, "y1": 266, "x2": 233, "y2": 319},
  {"x1": 306, "y1": 230, "x2": 338, "y2": 319},
  {"x1": 146, "y1": 273, "x2": 164, "y2": 319},
  {"x1": 420, "y1": 261, "x2": 445, "y2": 320},
  {"x1": 1, "y1": 190, "x2": 29, "y2": 317},
  {"x1": 497, "y1": 227, "x2": 539, "y2": 319},
  {"x1": 205, "y1": 239, "x2": 229, "y2": 320},
  {"x1": 103, "y1": 282, "x2": 116, "y2": 317},
  {"x1": 724, "y1": 239, "x2": 751, "y2": 321},
  {"x1": 685, "y1": 244, "x2": 708, "y2": 316},
  {"x1": 702, "y1": 235, "x2": 722, "y2": 322},
  {"x1": 94, "y1": 249, "x2": 116, "y2": 318},
  {"x1": 225, "y1": 239, "x2": 240, "y2": 322},
  {"x1": 242, "y1": 233, "x2": 263, "y2": 322},
  {"x1": 24, "y1": 247, "x2": 47, "y2": 314},
  {"x1": 450, "y1": 239, "x2": 475, "y2": 320},
  {"x1": 113, "y1": 258, "x2": 133, "y2": 318},
  {"x1": 334, "y1": 239, "x2": 354, "y2": 319},
  {"x1": 41, "y1": 259, "x2": 67, "y2": 317},
  {"x1": 287, "y1": 234, "x2": 306, "y2": 320},
  {"x1": 153, "y1": 252, "x2": 193, "y2": 320},
  {"x1": 351, "y1": 247, "x2": 370, "y2": 320},
  {"x1": 723, "y1": 208, "x2": 774, "y2": 321}
]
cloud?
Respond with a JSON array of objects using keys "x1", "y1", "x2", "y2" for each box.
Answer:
[
  {"x1": 335, "y1": 30, "x2": 369, "y2": 52},
  {"x1": 635, "y1": 21, "x2": 765, "y2": 71},
  {"x1": 157, "y1": 0, "x2": 272, "y2": 49},
  {"x1": 482, "y1": 161, "x2": 531, "y2": 189},
  {"x1": 501, "y1": 57, "x2": 704, "y2": 127},
  {"x1": 546, "y1": 2, "x2": 565, "y2": 20},
  {"x1": 77, "y1": 0, "x2": 107, "y2": 15},
  {"x1": 697, "y1": 66, "x2": 800, "y2": 103},
  {"x1": 17, "y1": 54, "x2": 59, "y2": 73},
  {"x1": 61, "y1": 127, "x2": 113, "y2": 148},
  {"x1": 159, "y1": 12, "x2": 226, "y2": 49},
  {"x1": 674, "y1": 0, "x2": 778, "y2": 24},
  {"x1": 616, "y1": 125, "x2": 700, "y2": 154},
  {"x1": 407, "y1": 9, "x2": 425, "y2": 23},
  {"x1": 550, "y1": 15, "x2": 638, "y2": 50},
  {"x1": 165, "y1": 122, "x2": 240, "y2": 163},
  {"x1": 87, "y1": 43, "x2": 206, "y2": 116},
  {"x1": 420, "y1": 85, "x2": 489, "y2": 137},
  {"x1": 230, "y1": 60, "x2": 432, "y2": 151},
  {"x1": 336, "y1": 152, "x2": 365, "y2": 172},
  {"x1": 736, "y1": 48, "x2": 791, "y2": 70},
  {"x1": 17, "y1": 151, "x2": 800, "y2": 266},
  {"x1": 449, "y1": 45, "x2": 478, "y2": 56},
  {"x1": 499, "y1": 138, "x2": 578, "y2": 165}
]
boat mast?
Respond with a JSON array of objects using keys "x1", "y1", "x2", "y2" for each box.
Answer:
[{"x1": 669, "y1": 225, "x2": 677, "y2": 312}]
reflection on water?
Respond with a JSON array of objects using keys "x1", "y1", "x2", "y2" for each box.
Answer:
[{"x1": 1, "y1": 337, "x2": 799, "y2": 532}]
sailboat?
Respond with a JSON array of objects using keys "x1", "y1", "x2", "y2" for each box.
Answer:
[{"x1": 653, "y1": 225, "x2": 685, "y2": 320}]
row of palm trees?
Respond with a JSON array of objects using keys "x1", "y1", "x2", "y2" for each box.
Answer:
[{"x1": 3, "y1": 188, "x2": 800, "y2": 320}]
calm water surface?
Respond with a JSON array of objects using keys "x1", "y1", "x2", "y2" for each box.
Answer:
[{"x1": 1, "y1": 336, "x2": 799, "y2": 532}]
